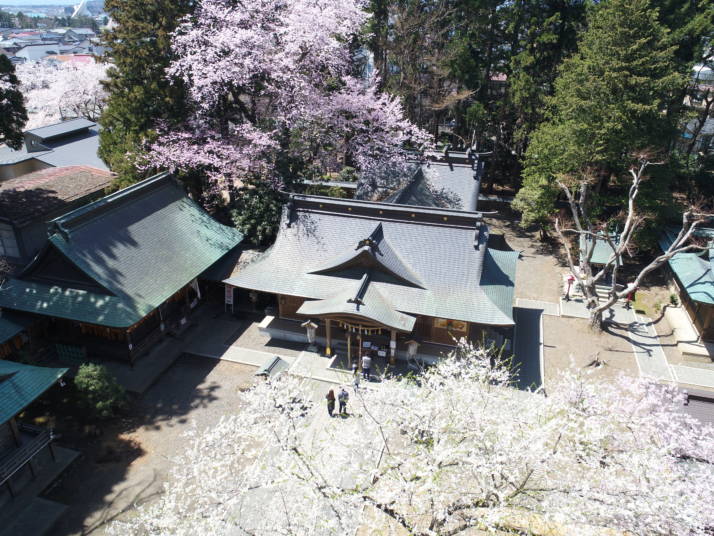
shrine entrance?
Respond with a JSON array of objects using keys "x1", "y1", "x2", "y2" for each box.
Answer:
[{"x1": 320, "y1": 316, "x2": 404, "y2": 369}]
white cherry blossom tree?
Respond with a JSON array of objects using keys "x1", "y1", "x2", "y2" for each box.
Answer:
[
  {"x1": 16, "y1": 61, "x2": 108, "y2": 129},
  {"x1": 110, "y1": 342, "x2": 714, "y2": 536}
]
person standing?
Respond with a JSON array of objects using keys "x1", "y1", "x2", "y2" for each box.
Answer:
[
  {"x1": 338, "y1": 387, "x2": 349, "y2": 415},
  {"x1": 326, "y1": 389, "x2": 336, "y2": 417},
  {"x1": 362, "y1": 354, "x2": 372, "y2": 380},
  {"x1": 352, "y1": 363, "x2": 360, "y2": 389}
]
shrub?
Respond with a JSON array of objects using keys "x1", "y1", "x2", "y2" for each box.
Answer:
[
  {"x1": 74, "y1": 363, "x2": 126, "y2": 420},
  {"x1": 669, "y1": 293, "x2": 679, "y2": 307}
]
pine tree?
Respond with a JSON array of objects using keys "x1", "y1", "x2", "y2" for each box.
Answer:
[
  {"x1": 514, "y1": 0, "x2": 685, "y2": 229},
  {"x1": 98, "y1": 0, "x2": 194, "y2": 188},
  {"x1": 0, "y1": 55, "x2": 28, "y2": 151}
]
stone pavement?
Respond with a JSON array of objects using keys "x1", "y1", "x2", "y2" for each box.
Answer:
[
  {"x1": 619, "y1": 310, "x2": 675, "y2": 383},
  {"x1": 513, "y1": 307, "x2": 543, "y2": 389}
]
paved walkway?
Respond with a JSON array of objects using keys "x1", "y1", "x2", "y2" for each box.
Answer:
[
  {"x1": 513, "y1": 307, "x2": 543, "y2": 389},
  {"x1": 620, "y1": 310, "x2": 675, "y2": 383}
]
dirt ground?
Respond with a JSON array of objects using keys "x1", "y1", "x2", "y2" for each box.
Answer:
[
  {"x1": 542, "y1": 315, "x2": 640, "y2": 385},
  {"x1": 486, "y1": 208, "x2": 677, "y2": 387},
  {"x1": 485, "y1": 211, "x2": 565, "y2": 303},
  {"x1": 48, "y1": 356, "x2": 258, "y2": 536}
]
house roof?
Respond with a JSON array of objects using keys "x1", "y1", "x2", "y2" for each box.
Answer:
[
  {"x1": 15, "y1": 42, "x2": 61, "y2": 61},
  {"x1": 0, "y1": 173, "x2": 245, "y2": 327},
  {"x1": 225, "y1": 195, "x2": 517, "y2": 327},
  {"x1": 0, "y1": 165, "x2": 114, "y2": 226},
  {"x1": 297, "y1": 274, "x2": 417, "y2": 332},
  {"x1": 659, "y1": 227, "x2": 714, "y2": 305},
  {"x1": 383, "y1": 163, "x2": 482, "y2": 211},
  {"x1": 0, "y1": 120, "x2": 107, "y2": 171},
  {"x1": 26, "y1": 118, "x2": 95, "y2": 142},
  {"x1": 0, "y1": 360, "x2": 67, "y2": 425},
  {"x1": 579, "y1": 233, "x2": 621, "y2": 266}
]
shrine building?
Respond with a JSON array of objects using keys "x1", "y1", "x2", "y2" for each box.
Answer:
[{"x1": 224, "y1": 192, "x2": 517, "y2": 364}]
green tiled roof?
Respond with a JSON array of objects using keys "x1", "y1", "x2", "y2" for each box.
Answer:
[
  {"x1": 0, "y1": 173, "x2": 244, "y2": 327},
  {"x1": 0, "y1": 360, "x2": 67, "y2": 425},
  {"x1": 579, "y1": 234, "x2": 620, "y2": 266},
  {"x1": 659, "y1": 227, "x2": 714, "y2": 305}
]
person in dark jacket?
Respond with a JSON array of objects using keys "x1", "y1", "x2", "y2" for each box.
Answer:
[{"x1": 326, "y1": 389, "x2": 336, "y2": 417}]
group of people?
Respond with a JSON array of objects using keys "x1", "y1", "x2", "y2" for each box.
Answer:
[
  {"x1": 325, "y1": 387, "x2": 349, "y2": 417},
  {"x1": 325, "y1": 355, "x2": 375, "y2": 417}
]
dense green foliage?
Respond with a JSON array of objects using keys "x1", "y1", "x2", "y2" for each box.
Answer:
[
  {"x1": 514, "y1": 0, "x2": 688, "y2": 229},
  {"x1": 98, "y1": 0, "x2": 193, "y2": 188},
  {"x1": 366, "y1": 0, "x2": 587, "y2": 188},
  {"x1": 0, "y1": 55, "x2": 28, "y2": 151},
  {"x1": 74, "y1": 363, "x2": 126, "y2": 420}
]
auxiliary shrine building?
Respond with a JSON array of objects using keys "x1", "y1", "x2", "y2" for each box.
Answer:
[
  {"x1": 0, "y1": 172, "x2": 243, "y2": 364},
  {"x1": 225, "y1": 157, "x2": 518, "y2": 362}
]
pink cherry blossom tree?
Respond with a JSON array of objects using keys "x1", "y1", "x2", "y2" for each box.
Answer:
[
  {"x1": 16, "y1": 61, "x2": 108, "y2": 129},
  {"x1": 110, "y1": 341, "x2": 714, "y2": 535},
  {"x1": 148, "y1": 0, "x2": 431, "y2": 194}
]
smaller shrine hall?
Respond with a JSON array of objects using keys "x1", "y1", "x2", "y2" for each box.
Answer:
[
  {"x1": 0, "y1": 172, "x2": 243, "y2": 363},
  {"x1": 224, "y1": 194, "x2": 518, "y2": 363}
]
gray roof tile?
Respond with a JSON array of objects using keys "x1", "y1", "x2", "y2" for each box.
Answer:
[{"x1": 226, "y1": 196, "x2": 516, "y2": 326}]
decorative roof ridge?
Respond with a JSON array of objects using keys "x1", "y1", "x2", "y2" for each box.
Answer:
[
  {"x1": 49, "y1": 171, "x2": 174, "y2": 238},
  {"x1": 289, "y1": 192, "x2": 482, "y2": 218},
  {"x1": 289, "y1": 193, "x2": 483, "y2": 229}
]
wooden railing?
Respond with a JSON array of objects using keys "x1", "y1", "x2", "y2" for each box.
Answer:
[{"x1": 0, "y1": 426, "x2": 53, "y2": 492}]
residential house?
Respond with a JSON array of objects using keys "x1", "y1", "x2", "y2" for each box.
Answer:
[
  {"x1": 0, "y1": 165, "x2": 114, "y2": 266},
  {"x1": 14, "y1": 43, "x2": 62, "y2": 63},
  {"x1": 0, "y1": 118, "x2": 108, "y2": 181}
]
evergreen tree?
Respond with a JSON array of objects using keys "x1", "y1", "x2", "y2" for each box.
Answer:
[
  {"x1": 514, "y1": 0, "x2": 684, "y2": 229},
  {"x1": 0, "y1": 55, "x2": 28, "y2": 151},
  {"x1": 98, "y1": 0, "x2": 194, "y2": 188}
]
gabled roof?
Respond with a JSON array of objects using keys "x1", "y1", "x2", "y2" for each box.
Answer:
[
  {"x1": 0, "y1": 165, "x2": 113, "y2": 226},
  {"x1": 0, "y1": 120, "x2": 107, "y2": 171},
  {"x1": 0, "y1": 173, "x2": 244, "y2": 327},
  {"x1": 310, "y1": 223, "x2": 424, "y2": 288},
  {"x1": 297, "y1": 273, "x2": 416, "y2": 332},
  {"x1": 0, "y1": 360, "x2": 67, "y2": 425},
  {"x1": 226, "y1": 195, "x2": 516, "y2": 326}
]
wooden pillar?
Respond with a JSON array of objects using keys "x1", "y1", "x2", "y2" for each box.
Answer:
[
  {"x1": 357, "y1": 330, "x2": 363, "y2": 371},
  {"x1": 325, "y1": 319, "x2": 332, "y2": 356},
  {"x1": 390, "y1": 330, "x2": 397, "y2": 365},
  {"x1": 347, "y1": 333, "x2": 352, "y2": 368}
]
